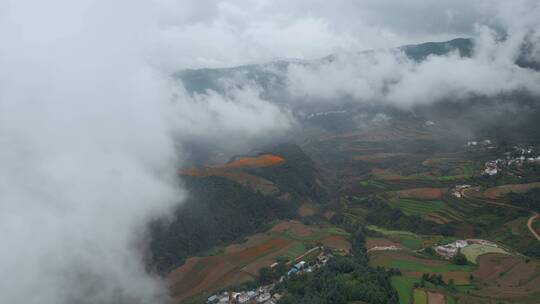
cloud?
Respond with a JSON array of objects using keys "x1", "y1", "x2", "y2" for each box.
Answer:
[
  {"x1": 0, "y1": 1, "x2": 290, "y2": 304},
  {"x1": 152, "y1": 0, "x2": 501, "y2": 70},
  {"x1": 2, "y1": 1, "x2": 539, "y2": 303},
  {"x1": 170, "y1": 85, "x2": 291, "y2": 139},
  {"x1": 285, "y1": 1, "x2": 540, "y2": 108}
]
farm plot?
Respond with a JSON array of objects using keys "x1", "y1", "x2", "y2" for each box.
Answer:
[
  {"x1": 396, "y1": 188, "x2": 446, "y2": 200},
  {"x1": 461, "y1": 244, "x2": 510, "y2": 263},
  {"x1": 168, "y1": 221, "x2": 350, "y2": 302},
  {"x1": 413, "y1": 289, "x2": 427, "y2": 304},
  {"x1": 388, "y1": 198, "x2": 447, "y2": 216},
  {"x1": 484, "y1": 182, "x2": 540, "y2": 199},
  {"x1": 387, "y1": 198, "x2": 462, "y2": 223},
  {"x1": 370, "y1": 251, "x2": 474, "y2": 273},
  {"x1": 367, "y1": 225, "x2": 426, "y2": 250},
  {"x1": 391, "y1": 276, "x2": 421, "y2": 304},
  {"x1": 471, "y1": 253, "x2": 540, "y2": 302}
]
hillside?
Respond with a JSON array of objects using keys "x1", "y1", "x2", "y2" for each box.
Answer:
[
  {"x1": 154, "y1": 39, "x2": 540, "y2": 304},
  {"x1": 149, "y1": 144, "x2": 327, "y2": 274}
]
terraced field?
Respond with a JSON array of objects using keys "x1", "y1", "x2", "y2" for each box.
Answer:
[
  {"x1": 388, "y1": 198, "x2": 447, "y2": 216},
  {"x1": 461, "y1": 244, "x2": 510, "y2": 263},
  {"x1": 168, "y1": 221, "x2": 351, "y2": 302},
  {"x1": 367, "y1": 225, "x2": 426, "y2": 250}
]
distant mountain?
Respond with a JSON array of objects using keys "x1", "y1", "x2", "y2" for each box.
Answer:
[{"x1": 174, "y1": 38, "x2": 474, "y2": 97}]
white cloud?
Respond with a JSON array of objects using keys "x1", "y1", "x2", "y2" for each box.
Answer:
[
  {"x1": 1, "y1": 1, "x2": 540, "y2": 303},
  {"x1": 0, "y1": 1, "x2": 290, "y2": 303}
]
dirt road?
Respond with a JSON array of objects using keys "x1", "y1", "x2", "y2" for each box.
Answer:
[
  {"x1": 527, "y1": 213, "x2": 540, "y2": 242},
  {"x1": 463, "y1": 187, "x2": 540, "y2": 242}
]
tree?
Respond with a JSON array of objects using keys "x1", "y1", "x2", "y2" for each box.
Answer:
[
  {"x1": 448, "y1": 279, "x2": 456, "y2": 290},
  {"x1": 259, "y1": 267, "x2": 274, "y2": 285},
  {"x1": 453, "y1": 251, "x2": 468, "y2": 265},
  {"x1": 274, "y1": 262, "x2": 288, "y2": 277},
  {"x1": 424, "y1": 247, "x2": 436, "y2": 256}
]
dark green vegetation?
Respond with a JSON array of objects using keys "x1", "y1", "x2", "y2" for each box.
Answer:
[
  {"x1": 151, "y1": 39, "x2": 540, "y2": 302},
  {"x1": 508, "y1": 188, "x2": 540, "y2": 212},
  {"x1": 279, "y1": 228, "x2": 399, "y2": 304},
  {"x1": 149, "y1": 176, "x2": 297, "y2": 274},
  {"x1": 149, "y1": 144, "x2": 325, "y2": 274},
  {"x1": 361, "y1": 196, "x2": 456, "y2": 236}
]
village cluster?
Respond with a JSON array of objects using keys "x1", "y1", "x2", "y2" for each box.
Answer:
[
  {"x1": 482, "y1": 145, "x2": 540, "y2": 176},
  {"x1": 206, "y1": 285, "x2": 281, "y2": 304},
  {"x1": 466, "y1": 139, "x2": 496, "y2": 150},
  {"x1": 450, "y1": 184, "x2": 472, "y2": 198},
  {"x1": 433, "y1": 239, "x2": 499, "y2": 259},
  {"x1": 206, "y1": 249, "x2": 332, "y2": 304}
]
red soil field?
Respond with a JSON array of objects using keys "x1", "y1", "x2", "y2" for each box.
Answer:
[
  {"x1": 397, "y1": 188, "x2": 446, "y2": 200},
  {"x1": 298, "y1": 202, "x2": 315, "y2": 217},
  {"x1": 271, "y1": 220, "x2": 314, "y2": 237},
  {"x1": 220, "y1": 154, "x2": 284, "y2": 169},
  {"x1": 169, "y1": 237, "x2": 292, "y2": 301},
  {"x1": 472, "y1": 253, "x2": 540, "y2": 299},
  {"x1": 371, "y1": 168, "x2": 402, "y2": 181},
  {"x1": 473, "y1": 253, "x2": 521, "y2": 281},
  {"x1": 426, "y1": 291, "x2": 446, "y2": 304},
  {"x1": 321, "y1": 235, "x2": 351, "y2": 252},
  {"x1": 484, "y1": 182, "x2": 540, "y2": 199}
]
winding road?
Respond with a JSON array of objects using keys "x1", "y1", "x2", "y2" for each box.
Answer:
[
  {"x1": 462, "y1": 187, "x2": 540, "y2": 243},
  {"x1": 527, "y1": 213, "x2": 540, "y2": 242}
]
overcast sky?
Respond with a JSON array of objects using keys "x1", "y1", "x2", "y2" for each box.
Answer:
[
  {"x1": 155, "y1": 0, "x2": 503, "y2": 69},
  {"x1": 1, "y1": 1, "x2": 539, "y2": 304}
]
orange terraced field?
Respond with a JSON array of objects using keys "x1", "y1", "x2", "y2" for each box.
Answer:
[{"x1": 220, "y1": 154, "x2": 284, "y2": 169}]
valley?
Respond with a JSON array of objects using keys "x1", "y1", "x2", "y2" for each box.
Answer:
[{"x1": 152, "y1": 112, "x2": 540, "y2": 304}]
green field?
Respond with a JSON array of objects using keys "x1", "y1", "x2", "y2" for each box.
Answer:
[
  {"x1": 367, "y1": 225, "x2": 424, "y2": 250},
  {"x1": 367, "y1": 225, "x2": 420, "y2": 237},
  {"x1": 461, "y1": 244, "x2": 509, "y2": 263},
  {"x1": 325, "y1": 227, "x2": 352, "y2": 237},
  {"x1": 391, "y1": 276, "x2": 420, "y2": 304},
  {"x1": 400, "y1": 235, "x2": 423, "y2": 250},
  {"x1": 283, "y1": 242, "x2": 306, "y2": 260},
  {"x1": 360, "y1": 179, "x2": 389, "y2": 189},
  {"x1": 413, "y1": 289, "x2": 427, "y2": 304},
  {"x1": 388, "y1": 198, "x2": 447, "y2": 216},
  {"x1": 380, "y1": 258, "x2": 474, "y2": 273}
]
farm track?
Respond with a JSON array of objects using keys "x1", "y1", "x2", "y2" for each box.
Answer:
[
  {"x1": 527, "y1": 213, "x2": 540, "y2": 242},
  {"x1": 463, "y1": 188, "x2": 540, "y2": 243}
]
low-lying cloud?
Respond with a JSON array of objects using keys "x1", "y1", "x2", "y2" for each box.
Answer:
[
  {"x1": 2, "y1": 1, "x2": 540, "y2": 304},
  {"x1": 286, "y1": 2, "x2": 540, "y2": 108},
  {"x1": 0, "y1": 1, "x2": 289, "y2": 304}
]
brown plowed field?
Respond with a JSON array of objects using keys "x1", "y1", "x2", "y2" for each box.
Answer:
[
  {"x1": 168, "y1": 221, "x2": 349, "y2": 301},
  {"x1": 484, "y1": 182, "x2": 540, "y2": 199},
  {"x1": 366, "y1": 237, "x2": 402, "y2": 250},
  {"x1": 298, "y1": 202, "x2": 315, "y2": 217},
  {"x1": 397, "y1": 188, "x2": 446, "y2": 200},
  {"x1": 321, "y1": 235, "x2": 351, "y2": 252},
  {"x1": 427, "y1": 291, "x2": 446, "y2": 304},
  {"x1": 271, "y1": 220, "x2": 314, "y2": 237},
  {"x1": 471, "y1": 253, "x2": 540, "y2": 299}
]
